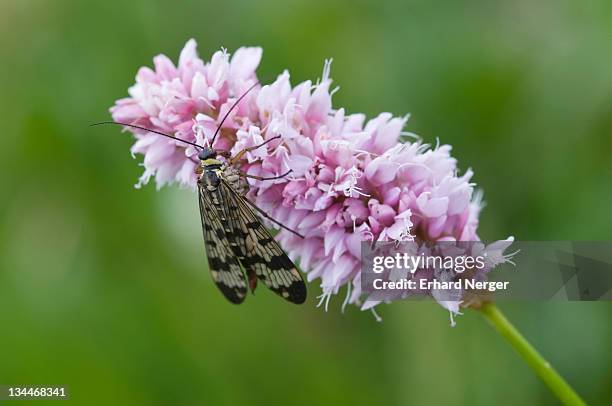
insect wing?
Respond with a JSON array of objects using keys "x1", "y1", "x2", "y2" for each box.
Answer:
[
  {"x1": 218, "y1": 180, "x2": 307, "y2": 304},
  {"x1": 198, "y1": 184, "x2": 248, "y2": 304}
]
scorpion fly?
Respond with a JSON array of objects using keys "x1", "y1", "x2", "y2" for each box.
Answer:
[{"x1": 93, "y1": 82, "x2": 307, "y2": 304}]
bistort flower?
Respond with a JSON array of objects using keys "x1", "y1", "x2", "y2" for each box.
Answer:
[{"x1": 111, "y1": 39, "x2": 515, "y2": 324}]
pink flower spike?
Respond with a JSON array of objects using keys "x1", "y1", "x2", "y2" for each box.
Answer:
[{"x1": 111, "y1": 41, "x2": 513, "y2": 325}]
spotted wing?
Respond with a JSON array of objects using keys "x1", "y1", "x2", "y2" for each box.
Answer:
[
  {"x1": 218, "y1": 179, "x2": 307, "y2": 304},
  {"x1": 198, "y1": 183, "x2": 248, "y2": 304}
]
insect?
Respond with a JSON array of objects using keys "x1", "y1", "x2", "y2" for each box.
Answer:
[{"x1": 93, "y1": 82, "x2": 307, "y2": 304}]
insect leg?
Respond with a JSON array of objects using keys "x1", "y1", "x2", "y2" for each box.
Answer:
[
  {"x1": 228, "y1": 135, "x2": 282, "y2": 165},
  {"x1": 240, "y1": 195, "x2": 304, "y2": 239},
  {"x1": 221, "y1": 181, "x2": 305, "y2": 239},
  {"x1": 239, "y1": 169, "x2": 292, "y2": 181}
]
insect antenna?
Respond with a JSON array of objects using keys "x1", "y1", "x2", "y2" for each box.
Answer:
[
  {"x1": 210, "y1": 81, "x2": 260, "y2": 147},
  {"x1": 90, "y1": 121, "x2": 203, "y2": 150},
  {"x1": 94, "y1": 80, "x2": 261, "y2": 151}
]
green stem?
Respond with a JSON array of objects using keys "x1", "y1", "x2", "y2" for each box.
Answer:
[{"x1": 479, "y1": 302, "x2": 586, "y2": 406}]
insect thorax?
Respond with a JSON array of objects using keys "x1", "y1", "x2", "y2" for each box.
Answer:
[{"x1": 197, "y1": 159, "x2": 248, "y2": 195}]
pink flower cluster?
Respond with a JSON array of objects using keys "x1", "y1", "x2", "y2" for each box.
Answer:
[{"x1": 111, "y1": 39, "x2": 512, "y2": 320}]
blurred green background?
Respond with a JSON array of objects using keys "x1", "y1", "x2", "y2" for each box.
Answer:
[{"x1": 0, "y1": 0, "x2": 611, "y2": 404}]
